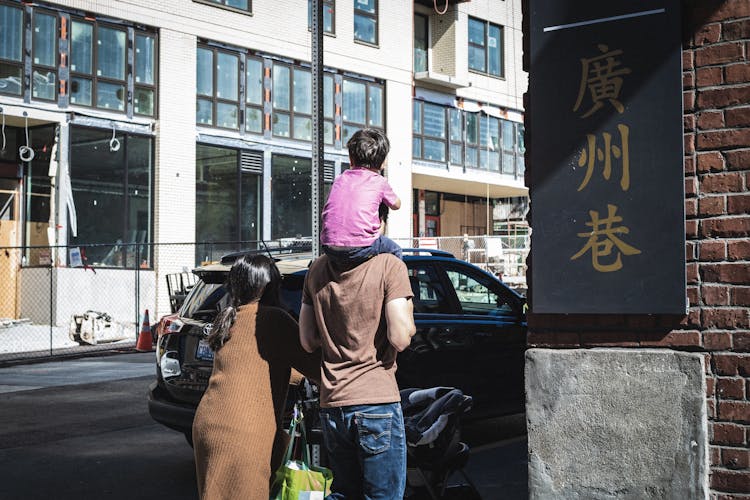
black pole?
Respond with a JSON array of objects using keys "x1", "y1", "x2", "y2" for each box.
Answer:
[{"x1": 311, "y1": 0, "x2": 324, "y2": 258}]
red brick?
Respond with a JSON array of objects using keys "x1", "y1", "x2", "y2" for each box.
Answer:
[
  {"x1": 726, "y1": 106, "x2": 750, "y2": 127},
  {"x1": 687, "y1": 219, "x2": 699, "y2": 239},
  {"x1": 718, "y1": 377, "x2": 746, "y2": 400},
  {"x1": 724, "y1": 19, "x2": 750, "y2": 40},
  {"x1": 703, "y1": 285, "x2": 730, "y2": 305},
  {"x1": 641, "y1": 330, "x2": 701, "y2": 347},
  {"x1": 699, "y1": 0, "x2": 750, "y2": 23},
  {"x1": 687, "y1": 241, "x2": 698, "y2": 261},
  {"x1": 683, "y1": 51, "x2": 694, "y2": 71},
  {"x1": 713, "y1": 422, "x2": 746, "y2": 446},
  {"x1": 684, "y1": 113, "x2": 695, "y2": 131},
  {"x1": 685, "y1": 91, "x2": 696, "y2": 113},
  {"x1": 685, "y1": 155, "x2": 696, "y2": 175},
  {"x1": 688, "y1": 286, "x2": 700, "y2": 305},
  {"x1": 701, "y1": 172, "x2": 744, "y2": 193},
  {"x1": 697, "y1": 129, "x2": 750, "y2": 150},
  {"x1": 735, "y1": 331, "x2": 750, "y2": 352},
  {"x1": 715, "y1": 354, "x2": 741, "y2": 375},
  {"x1": 708, "y1": 398, "x2": 717, "y2": 419},
  {"x1": 705, "y1": 331, "x2": 733, "y2": 349},
  {"x1": 728, "y1": 239, "x2": 750, "y2": 260},
  {"x1": 527, "y1": 331, "x2": 555, "y2": 346},
  {"x1": 694, "y1": 23, "x2": 722, "y2": 46},
  {"x1": 696, "y1": 67, "x2": 723, "y2": 88},
  {"x1": 701, "y1": 218, "x2": 750, "y2": 239},
  {"x1": 707, "y1": 377, "x2": 717, "y2": 397},
  {"x1": 703, "y1": 308, "x2": 750, "y2": 329},
  {"x1": 685, "y1": 132, "x2": 695, "y2": 154},
  {"x1": 726, "y1": 62, "x2": 750, "y2": 84},
  {"x1": 686, "y1": 198, "x2": 698, "y2": 217},
  {"x1": 728, "y1": 194, "x2": 750, "y2": 215},
  {"x1": 725, "y1": 149, "x2": 750, "y2": 170},
  {"x1": 683, "y1": 72, "x2": 695, "y2": 91},
  {"x1": 719, "y1": 401, "x2": 750, "y2": 424},
  {"x1": 686, "y1": 175, "x2": 698, "y2": 197},
  {"x1": 678, "y1": 309, "x2": 702, "y2": 329},
  {"x1": 579, "y1": 331, "x2": 639, "y2": 347},
  {"x1": 697, "y1": 86, "x2": 750, "y2": 109},
  {"x1": 699, "y1": 196, "x2": 727, "y2": 216},
  {"x1": 711, "y1": 469, "x2": 750, "y2": 493},
  {"x1": 688, "y1": 262, "x2": 700, "y2": 283},
  {"x1": 700, "y1": 240, "x2": 727, "y2": 260},
  {"x1": 697, "y1": 151, "x2": 726, "y2": 171},
  {"x1": 739, "y1": 355, "x2": 750, "y2": 376},
  {"x1": 722, "y1": 448, "x2": 750, "y2": 470},
  {"x1": 695, "y1": 42, "x2": 744, "y2": 67},
  {"x1": 734, "y1": 287, "x2": 750, "y2": 306}
]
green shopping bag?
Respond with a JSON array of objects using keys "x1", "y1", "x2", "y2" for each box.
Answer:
[{"x1": 271, "y1": 405, "x2": 333, "y2": 500}]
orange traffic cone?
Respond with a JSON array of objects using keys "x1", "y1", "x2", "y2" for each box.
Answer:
[{"x1": 136, "y1": 309, "x2": 154, "y2": 352}]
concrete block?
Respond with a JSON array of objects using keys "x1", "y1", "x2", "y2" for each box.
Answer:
[{"x1": 526, "y1": 348, "x2": 708, "y2": 499}]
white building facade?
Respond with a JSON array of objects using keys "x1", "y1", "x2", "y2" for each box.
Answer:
[{"x1": 0, "y1": 0, "x2": 527, "y2": 320}]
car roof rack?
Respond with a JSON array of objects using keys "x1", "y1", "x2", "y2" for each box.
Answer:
[
  {"x1": 401, "y1": 248, "x2": 455, "y2": 258},
  {"x1": 219, "y1": 239, "x2": 312, "y2": 264}
]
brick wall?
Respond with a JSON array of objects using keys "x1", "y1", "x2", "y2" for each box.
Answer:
[{"x1": 524, "y1": 1, "x2": 750, "y2": 496}]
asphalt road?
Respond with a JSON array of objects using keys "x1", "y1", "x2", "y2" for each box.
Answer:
[{"x1": 0, "y1": 352, "x2": 527, "y2": 499}]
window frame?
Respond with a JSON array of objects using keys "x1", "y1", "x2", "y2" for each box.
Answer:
[
  {"x1": 308, "y1": 0, "x2": 335, "y2": 35},
  {"x1": 353, "y1": 0, "x2": 378, "y2": 46},
  {"x1": 193, "y1": 0, "x2": 252, "y2": 15},
  {"x1": 0, "y1": 1, "x2": 24, "y2": 98},
  {"x1": 468, "y1": 16, "x2": 503, "y2": 78},
  {"x1": 31, "y1": 9, "x2": 59, "y2": 102},
  {"x1": 196, "y1": 44, "x2": 241, "y2": 130},
  {"x1": 412, "y1": 100, "x2": 447, "y2": 164},
  {"x1": 341, "y1": 77, "x2": 384, "y2": 145},
  {"x1": 133, "y1": 31, "x2": 158, "y2": 117}
]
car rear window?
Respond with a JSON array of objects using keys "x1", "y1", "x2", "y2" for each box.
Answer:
[{"x1": 181, "y1": 281, "x2": 227, "y2": 320}]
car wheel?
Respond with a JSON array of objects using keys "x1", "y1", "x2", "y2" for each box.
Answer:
[{"x1": 184, "y1": 431, "x2": 194, "y2": 448}]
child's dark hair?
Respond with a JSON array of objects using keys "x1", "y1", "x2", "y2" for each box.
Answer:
[
  {"x1": 347, "y1": 128, "x2": 390, "y2": 170},
  {"x1": 207, "y1": 254, "x2": 281, "y2": 351}
]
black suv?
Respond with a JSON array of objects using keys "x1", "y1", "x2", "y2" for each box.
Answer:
[{"x1": 148, "y1": 249, "x2": 527, "y2": 441}]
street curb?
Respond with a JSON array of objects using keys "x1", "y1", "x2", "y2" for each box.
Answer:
[{"x1": 0, "y1": 346, "x2": 142, "y2": 369}]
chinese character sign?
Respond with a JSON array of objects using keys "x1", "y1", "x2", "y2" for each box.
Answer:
[{"x1": 529, "y1": 0, "x2": 686, "y2": 314}]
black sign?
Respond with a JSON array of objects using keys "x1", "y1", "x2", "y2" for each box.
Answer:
[{"x1": 529, "y1": 0, "x2": 686, "y2": 314}]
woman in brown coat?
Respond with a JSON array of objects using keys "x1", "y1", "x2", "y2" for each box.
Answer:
[{"x1": 192, "y1": 254, "x2": 320, "y2": 500}]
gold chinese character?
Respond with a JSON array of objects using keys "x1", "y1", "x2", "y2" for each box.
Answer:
[
  {"x1": 573, "y1": 44, "x2": 631, "y2": 118},
  {"x1": 577, "y1": 124, "x2": 630, "y2": 192},
  {"x1": 570, "y1": 204, "x2": 641, "y2": 273}
]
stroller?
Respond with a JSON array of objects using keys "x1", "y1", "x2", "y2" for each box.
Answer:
[{"x1": 401, "y1": 387, "x2": 481, "y2": 500}]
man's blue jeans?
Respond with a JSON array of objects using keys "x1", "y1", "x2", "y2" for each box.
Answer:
[{"x1": 320, "y1": 402, "x2": 406, "y2": 499}]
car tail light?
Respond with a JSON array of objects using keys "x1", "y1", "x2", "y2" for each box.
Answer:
[{"x1": 156, "y1": 314, "x2": 184, "y2": 337}]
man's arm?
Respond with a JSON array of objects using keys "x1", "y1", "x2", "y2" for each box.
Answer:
[
  {"x1": 298, "y1": 303, "x2": 321, "y2": 353},
  {"x1": 385, "y1": 297, "x2": 416, "y2": 352}
]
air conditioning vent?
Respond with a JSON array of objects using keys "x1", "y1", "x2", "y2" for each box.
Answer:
[{"x1": 240, "y1": 151, "x2": 263, "y2": 173}]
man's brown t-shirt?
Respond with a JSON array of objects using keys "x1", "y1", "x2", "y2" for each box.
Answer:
[{"x1": 302, "y1": 253, "x2": 413, "y2": 408}]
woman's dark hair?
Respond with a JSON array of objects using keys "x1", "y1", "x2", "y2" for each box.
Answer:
[
  {"x1": 346, "y1": 128, "x2": 390, "y2": 170},
  {"x1": 207, "y1": 254, "x2": 281, "y2": 351}
]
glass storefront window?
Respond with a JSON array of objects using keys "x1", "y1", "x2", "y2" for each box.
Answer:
[
  {"x1": 271, "y1": 155, "x2": 311, "y2": 239},
  {"x1": 69, "y1": 127, "x2": 153, "y2": 268}
]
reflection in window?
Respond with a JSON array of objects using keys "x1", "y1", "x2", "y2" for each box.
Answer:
[
  {"x1": 446, "y1": 268, "x2": 512, "y2": 315},
  {"x1": 342, "y1": 77, "x2": 383, "y2": 144},
  {"x1": 271, "y1": 155, "x2": 311, "y2": 239},
  {"x1": 308, "y1": 0, "x2": 335, "y2": 34},
  {"x1": 134, "y1": 34, "x2": 156, "y2": 115},
  {"x1": 468, "y1": 17, "x2": 503, "y2": 77},
  {"x1": 413, "y1": 101, "x2": 446, "y2": 163},
  {"x1": 32, "y1": 11, "x2": 57, "y2": 101},
  {"x1": 23, "y1": 126, "x2": 55, "y2": 265},
  {"x1": 354, "y1": 0, "x2": 378, "y2": 45},
  {"x1": 69, "y1": 127, "x2": 153, "y2": 268},
  {"x1": 414, "y1": 14, "x2": 427, "y2": 73},
  {"x1": 196, "y1": 46, "x2": 239, "y2": 129}
]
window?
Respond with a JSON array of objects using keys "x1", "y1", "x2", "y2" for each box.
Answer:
[
  {"x1": 308, "y1": 0, "x2": 335, "y2": 34},
  {"x1": 445, "y1": 267, "x2": 515, "y2": 316},
  {"x1": 70, "y1": 21, "x2": 128, "y2": 111},
  {"x1": 414, "y1": 14, "x2": 428, "y2": 73},
  {"x1": 194, "y1": 0, "x2": 251, "y2": 13},
  {"x1": 341, "y1": 77, "x2": 384, "y2": 144},
  {"x1": 134, "y1": 33, "x2": 157, "y2": 116},
  {"x1": 69, "y1": 127, "x2": 153, "y2": 268},
  {"x1": 196, "y1": 46, "x2": 240, "y2": 129},
  {"x1": 406, "y1": 264, "x2": 450, "y2": 314},
  {"x1": 354, "y1": 0, "x2": 377, "y2": 45},
  {"x1": 412, "y1": 101, "x2": 446, "y2": 162},
  {"x1": 32, "y1": 11, "x2": 57, "y2": 101},
  {"x1": 468, "y1": 17, "x2": 503, "y2": 77},
  {"x1": 479, "y1": 114, "x2": 500, "y2": 172},
  {"x1": 271, "y1": 155, "x2": 312, "y2": 239},
  {"x1": 195, "y1": 145, "x2": 261, "y2": 261},
  {"x1": 0, "y1": 3, "x2": 24, "y2": 96}
]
